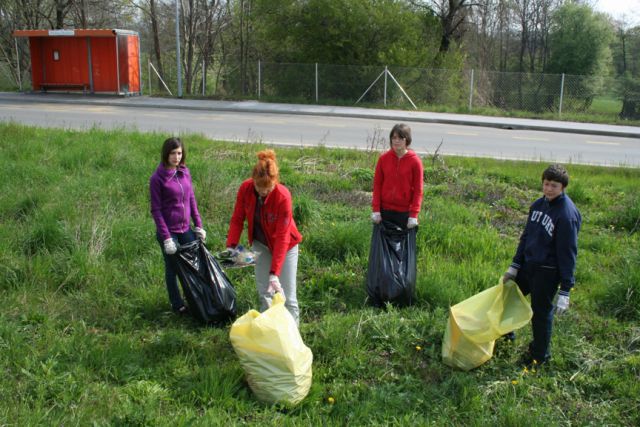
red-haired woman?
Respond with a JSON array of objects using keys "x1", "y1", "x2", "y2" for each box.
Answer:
[{"x1": 226, "y1": 149, "x2": 302, "y2": 324}]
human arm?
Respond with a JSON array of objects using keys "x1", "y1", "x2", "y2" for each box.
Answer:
[
  {"x1": 226, "y1": 182, "x2": 249, "y2": 248},
  {"x1": 409, "y1": 156, "x2": 424, "y2": 218},
  {"x1": 189, "y1": 178, "x2": 203, "y2": 230},
  {"x1": 371, "y1": 157, "x2": 384, "y2": 214},
  {"x1": 267, "y1": 188, "x2": 293, "y2": 276},
  {"x1": 150, "y1": 175, "x2": 171, "y2": 241},
  {"x1": 555, "y1": 215, "x2": 581, "y2": 293}
]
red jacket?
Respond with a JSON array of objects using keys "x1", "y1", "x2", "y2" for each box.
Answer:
[
  {"x1": 372, "y1": 149, "x2": 424, "y2": 217},
  {"x1": 226, "y1": 179, "x2": 302, "y2": 276}
]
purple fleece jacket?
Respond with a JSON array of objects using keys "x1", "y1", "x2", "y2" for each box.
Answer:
[{"x1": 149, "y1": 164, "x2": 202, "y2": 241}]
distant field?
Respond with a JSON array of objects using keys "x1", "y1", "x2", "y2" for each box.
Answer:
[{"x1": 0, "y1": 123, "x2": 638, "y2": 425}]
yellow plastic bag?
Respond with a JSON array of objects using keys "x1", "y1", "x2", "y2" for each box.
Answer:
[
  {"x1": 442, "y1": 279, "x2": 532, "y2": 371},
  {"x1": 229, "y1": 293, "x2": 313, "y2": 405}
]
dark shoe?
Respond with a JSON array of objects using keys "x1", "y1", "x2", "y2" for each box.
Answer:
[
  {"x1": 173, "y1": 305, "x2": 189, "y2": 316},
  {"x1": 518, "y1": 352, "x2": 550, "y2": 370},
  {"x1": 502, "y1": 331, "x2": 516, "y2": 342}
]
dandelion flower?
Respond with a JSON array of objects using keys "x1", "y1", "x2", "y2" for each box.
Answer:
[
  {"x1": 327, "y1": 396, "x2": 335, "y2": 404},
  {"x1": 511, "y1": 380, "x2": 518, "y2": 385},
  {"x1": 415, "y1": 345, "x2": 422, "y2": 351}
]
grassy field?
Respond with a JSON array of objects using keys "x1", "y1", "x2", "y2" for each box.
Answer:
[{"x1": 0, "y1": 122, "x2": 639, "y2": 426}]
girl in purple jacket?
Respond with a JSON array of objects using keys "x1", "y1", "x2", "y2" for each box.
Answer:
[{"x1": 149, "y1": 137, "x2": 206, "y2": 314}]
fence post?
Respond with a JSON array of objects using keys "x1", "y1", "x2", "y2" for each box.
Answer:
[
  {"x1": 384, "y1": 66, "x2": 388, "y2": 106},
  {"x1": 202, "y1": 60, "x2": 205, "y2": 96},
  {"x1": 258, "y1": 60, "x2": 261, "y2": 99},
  {"x1": 558, "y1": 73, "x2": 565, "y2": 118},
  {"x1": 468, "y1": 69, "x2": 474, "y2": 111},
  {"x1": 315, "y1": 62, "x2": 318, "y2": 103}
]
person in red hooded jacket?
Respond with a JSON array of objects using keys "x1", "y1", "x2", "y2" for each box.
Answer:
[
  {"x1": 371, "y1": 123, "x2": 424, "y2": 229},
  {"x1": 226, "y1": 149, "x2": 302, "y2": 324}
]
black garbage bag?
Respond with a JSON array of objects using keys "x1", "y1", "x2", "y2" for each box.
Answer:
[
  {"x1": 175, "y1": 239, "x2": 237, "y2": 324},
  {"x1": 366, "y1": 220, "x2": 417, "y2": 307}
]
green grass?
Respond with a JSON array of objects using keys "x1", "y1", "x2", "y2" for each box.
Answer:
[{"x1": 0, "y1": 122, "x2": 639, "y2": 425}]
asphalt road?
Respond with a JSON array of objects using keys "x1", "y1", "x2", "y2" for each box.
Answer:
[{"x1": 1, "y1": 96, "x2": 639, "y2": 167}]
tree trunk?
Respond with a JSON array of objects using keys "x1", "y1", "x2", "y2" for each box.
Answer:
[{"x1": 149, "y1": 0, "x2": 165, "y2": 90}]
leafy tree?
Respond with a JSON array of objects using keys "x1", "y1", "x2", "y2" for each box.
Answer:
[
  {"x1": 614, "y1": 26, "x2": 640, "y2": 119},
  {"x1": 546, "y1": 2, "x2": 613, "y2": 76},
  {"x1": 253, "y1": 0, "x2": 432, "y2": 67}
]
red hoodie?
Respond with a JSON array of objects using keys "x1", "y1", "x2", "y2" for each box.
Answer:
[
  {"x1": 372, "y1": 149, "x2": 424, "y2": 217},
  {"x1": 226, "y1": 179, "x2": 302, "y2": 276}
]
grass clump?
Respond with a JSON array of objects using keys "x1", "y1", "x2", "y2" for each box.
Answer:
[{"x1": 0, "y1": 122, "x2": 639, "y2": 425}]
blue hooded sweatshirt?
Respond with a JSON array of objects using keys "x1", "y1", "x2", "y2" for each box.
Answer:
[{"x1": 511, "y1": 193, "x2": 581, "y2": 291}]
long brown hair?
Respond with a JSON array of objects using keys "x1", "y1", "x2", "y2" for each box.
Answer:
[{"x1": 161, "y1": 137, "x2": 186, "y2": 167}]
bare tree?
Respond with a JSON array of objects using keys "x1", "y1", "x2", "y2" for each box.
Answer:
[
  {"x1": 130, "y1": 0, "x2": 166, "y2": 89},
  {"x1": 411, "y1": 0, "x2": 478, "y2": 54}
]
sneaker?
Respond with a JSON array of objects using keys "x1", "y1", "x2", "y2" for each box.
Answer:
[
  {"x1": 502, "y1": 331, "x2": 516, "y2": 342},
  {"x1": 519, "y1": 353, "x2": 550, "y2": 370},
  {"x1": 173, "y1": 305, "x2": 189, "y2": 316}
]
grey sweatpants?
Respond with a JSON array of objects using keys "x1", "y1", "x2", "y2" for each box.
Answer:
[{"x1": 252, "y1": 240, "x2": 300, "y2": 324}]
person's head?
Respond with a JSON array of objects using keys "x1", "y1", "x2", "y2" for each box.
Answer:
[
  {"x1": 541, "y1": 164, "x2": 569, "y2": 201},
  {"x1": 161, "y1": 137, "x2": 186, "y2": 169},
  {"x1": 389, "y1": 124, "x2": 412, "y2": 154},
  {"x1": 252, "y1": 149, "x2": 279, "y2": 197}
]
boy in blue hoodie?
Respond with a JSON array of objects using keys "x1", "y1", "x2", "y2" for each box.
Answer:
[{"x1": 503, "y1": 164, "x2": 582, "y2": 366}]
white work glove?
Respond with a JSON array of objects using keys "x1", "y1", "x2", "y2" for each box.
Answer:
[
  {"x1": 267, "y1": 274, "x2": 283, "y2": 296},
  {"x1": 407, "y1": 217, "x2": 418, "y2": 229},
  {"x1": 371, "y1": 212, "x2": 382, "y2": 224},
  {"x1": 555, "y1": 290, "x2": 570, "y2": 315},
  {"x1": 502, "y1": 266, "x2": 518, "y2": 284},
  {"x1": 194, "y1": 227, "x2": 206, "y2": 241},
  {"x1": 163, "y1": 238, "x2": 177, "y2": 255}
]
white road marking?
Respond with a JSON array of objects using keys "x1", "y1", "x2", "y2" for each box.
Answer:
[
  {"x1": 586, "y1": 141, "x2": 621, "y2": 146},
  {"x1": 447, "y1": 131, "x2": 478, "y2": 136},
  {"x1": 512, "y1": 136, "x2": 549, "y2": 141}
]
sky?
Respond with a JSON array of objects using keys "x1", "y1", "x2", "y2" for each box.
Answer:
[{"x1": 593, "y1": 0, "x2": 640, "y2": 24}]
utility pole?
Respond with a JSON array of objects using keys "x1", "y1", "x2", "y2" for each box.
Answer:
[{"x1": 176, "y1": 0, "x2": 182, "y2": 98}]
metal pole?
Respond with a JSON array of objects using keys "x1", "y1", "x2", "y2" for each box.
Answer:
[
  {"x1": 386, "y1": 70, "x2": 418, "y2": 110},
  {"x1": 150, "y1": 61, "x2": 173, "y2": 96},
  {"x1": 258, "y1": 60, "x2": 261, "y2": 99},
  {"x1": 202, "y1": 59, "x2": 205, "y2": 96},
  {"x1": 558, "y1": 73, "x2": 565, "y2": 118},
  {"x1": 315, "y1": 63, "x2": 318, "y2": 103},
  {"x1": 14, "y1": 38, "x2": 22, "y2": 91},
  {"x1": 384, "y1": 66, "x2": 388, "y2": 106},
  {"x1": 115, "y1": 34, "x2": 121, "y2": 95},
  {"x1": 137, "y1": 34, "x2": 142, "y2": 95},
  {"x1": 87, "y1": 37, "x2": 94, "y2": 94},
  {"x1": 355, "y1": 69, "x2": 386, "y2": 105},
  {"x1": 148, "y1": 59, "x2": 152, "y2": 96},
  {"x1": 468, "y1": 69, "x2": 474, "y2": 111},
  {"x1": 176, "y1": 0, "x2": 182, "y2": 98}
]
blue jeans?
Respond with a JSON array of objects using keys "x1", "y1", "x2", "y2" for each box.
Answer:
[
  {"x1": 156, "y1": 229, "x2": 197, "y2": 311},
  {"x1": 515, "y1": 263, "x2": 560, "y2": 361}
]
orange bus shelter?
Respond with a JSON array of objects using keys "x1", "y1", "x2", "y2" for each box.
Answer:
[{"x1": 13, "y1": 29, "x2": 141, "y2": 96}]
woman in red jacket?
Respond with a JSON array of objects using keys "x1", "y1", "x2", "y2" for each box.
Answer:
[
  {"x1": 371, "y1": 123, "x2": 424, "y2": 228},
  {"x1": 367, "y1": 124, "x2": 424, "y2": 306},
  {"x1": 226, "y1": 149, "x2": 302, "y2": 324}
]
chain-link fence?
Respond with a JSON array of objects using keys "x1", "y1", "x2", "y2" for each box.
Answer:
[
  {"x1": 186, "y1": 61, "x2": 629, "y2": 119},
  {"x1": 7, "y1": 52, "x2": 636, "y2": 119}
]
